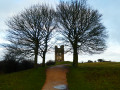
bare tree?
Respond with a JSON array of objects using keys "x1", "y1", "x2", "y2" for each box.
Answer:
[
  {"x1": 4, "y1": 43, "x2": 25, "y2": 61},
  {"x1": 57, "y1": 0, "x2": 107, "y2": 67},
  {"x1": 7, "y1": 4, "x2": 56, "y2": 67},
  {"x1": 38, "y1": 5, "x2": 57, "y2": 67}
]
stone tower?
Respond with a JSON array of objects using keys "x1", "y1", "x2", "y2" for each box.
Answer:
[{"x1": 55, "y1": 45, "x2": 64, "y2": 62}]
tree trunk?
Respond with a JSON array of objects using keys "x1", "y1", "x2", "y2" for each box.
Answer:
[
  {"x1": 73, "y1": 45, "x2": 78, "y2": 67},
  {"x1": 42, "y1": 52, "x2": 46, "y2": 67},
  {"x1": 34, "y1": 40, "x2": 39, "y2": 68},
  {"x1": 34, "y1": 47, "x2": 38, "y2": 68},
  {"x1": 42, "y1": 39, "x2": 48, "y2": 67}
]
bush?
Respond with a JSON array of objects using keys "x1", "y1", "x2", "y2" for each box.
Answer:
[
  {"x1": 4, "y1": 59, "x2": 19, "y2": 73},
  {"x1": 0, "y1": 51, "x2": 34, "y2": 74},
  {"x1": 98, "y1": 59, "x2": 105, "y2": 62},
  {"x1": 46, "y1": 60, "x2": 55, "y2": 66},
  {"x1": 0, "y1": 59, "x2": 34, "y2": 74},
  {"x1": 20, "y1": 60, "x2": 34, "y2": 70},
  {"x1": 0, "y1": 61, "x2": 5, "y2": 73},
  {"x1": 88, "y1": 60, "x2": 93, "y2": 63},
  {"x1": 37, "y1": 63, "x2": 42, "y2": 67}
]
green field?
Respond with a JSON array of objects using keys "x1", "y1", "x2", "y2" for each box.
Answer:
[
  {"x1": 67, "y1": 62, "x2": 120, "y2": 90},
  {"x1": 1, "y1": 62, "x2": 120, "y2": 90},
  {"x1": 0, "y1": 67, "x2": 46, "y2": 90}
]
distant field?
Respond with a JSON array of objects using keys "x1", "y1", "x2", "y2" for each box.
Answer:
[
  {"x1": 67, "y1": 62, "x2": 120, "y2": 90},
  {"x1": 0, "y1": 67, "x2": 46, "y2": 90}
]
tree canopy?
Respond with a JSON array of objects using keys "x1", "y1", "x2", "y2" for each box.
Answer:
[
  {"x1": 57, "y1": 0, "x2": 107, "y2": 67},
  {"x1": 7, "y1": 4, "x2": 57, "y2": 67},
  {"x1": 6, "y1": 0, "x2": 107, "y2": 67}
]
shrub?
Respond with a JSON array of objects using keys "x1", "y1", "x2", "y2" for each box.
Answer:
[
  {"x1": 88, "y1": 60, "x2": 93, "y2": 63},
  {"x1": 0, "y1": 59, "x2": 34, "y2": 74},
  {"x1": 0, "y1": 61, "x2": 5, "y2": 73},
  {"x1": 4, "y1": 59, "x2": 19, "y2": 73},
  {"x1": 98, "y1": 59, "x2": 105, "y2": 62},
  {"x1": 46, "y1": 60, "x2": 56, "y2": 66},
  {"x1": 20, "y1": 60, "x2": 34, "y2": 70},
  {"x1": 37, "y1": 63, "x2": 42, "y2": 67}
]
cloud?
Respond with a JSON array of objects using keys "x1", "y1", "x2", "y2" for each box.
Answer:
[
  {"x1": 88, "y1": 0, "x2": 120, "y2": 43},
  {"x1": 0, "y1": 0, "x2": 59, "y2": 29},
  {"x1": 0, "y1": 0, "x2": 120, "y2": 62}
]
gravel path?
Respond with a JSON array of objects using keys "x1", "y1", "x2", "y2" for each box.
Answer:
[{"x1": 42, "y1": 64, "x2": 69, "y2": 90}]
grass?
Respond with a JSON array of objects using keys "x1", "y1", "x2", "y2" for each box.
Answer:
[
  {"x1": 1, "y1": 61, "x2": 120, "y2": 90},
  {"x1": 0, "y1": 67, "x2": 46, "y2": 90},
  {"x1": 67, "y1": 62, "x2": 120, "y2": 90}
]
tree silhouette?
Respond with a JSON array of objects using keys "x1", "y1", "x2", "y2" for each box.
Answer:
[
  {"x1": 7, "y1": 4, "x2": 57, "y2": 67},
  {"x1": 38, "y1": 5, "x2": 57, "y2": 66},
  {"x1": 4, "y1": 43, "x2": 25, "y2": 61},
  {"x1": 57, "y1": 0, "x2": 107, "y2": 67}
]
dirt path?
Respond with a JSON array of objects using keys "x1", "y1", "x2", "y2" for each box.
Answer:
[{"x1": 42, "y1": 64, "x2": 69, "y2": 90}]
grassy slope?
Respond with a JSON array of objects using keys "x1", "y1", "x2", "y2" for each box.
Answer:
[
  {"x1": 67, "y1": 62, "x2": 120, "y2": 90},
  {"x1": 1, "y1": 62, "x2": 120, "y2": 90},
  {"x1": 0, "y1": 67, "x2": 46, "y2": 90}
]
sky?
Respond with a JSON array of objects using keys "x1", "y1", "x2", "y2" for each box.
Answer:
[{"x1": 0, "y1": 0, "x2": 120, "y2": 63}]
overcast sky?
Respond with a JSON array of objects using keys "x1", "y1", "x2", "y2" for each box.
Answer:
[{"x1": 0, "y1": 0, "x2": 120, "y2": 63}]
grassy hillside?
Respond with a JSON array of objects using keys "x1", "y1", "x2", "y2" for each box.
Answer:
[
  {"x1": 0, "y1": 67, "x2": 46, "y2": 90},
  {"x1": 67, "y1": 62, "x2": 120, "y2": 90}
]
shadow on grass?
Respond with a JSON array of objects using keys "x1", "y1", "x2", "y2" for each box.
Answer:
[{"x1": 0, "y1": 67, "x2": 46, "y2": 90}]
